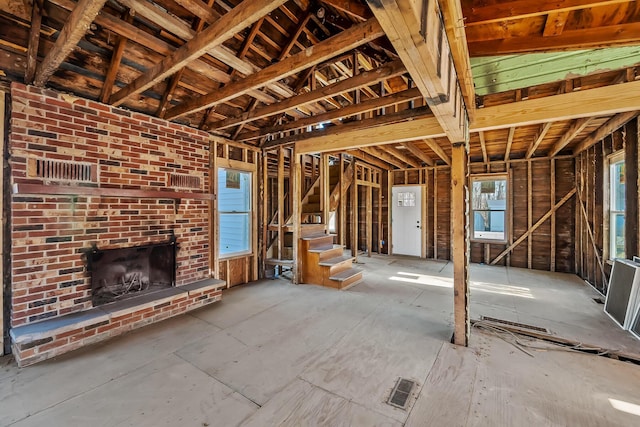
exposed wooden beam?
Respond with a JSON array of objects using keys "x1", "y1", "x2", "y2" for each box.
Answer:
[
  {"x1": 504, "y1": 127, "x2": 516, "y2": 161},
  {"x1": 438, "y1": 0, "x2": 476, "y2": 120},
  {"x1": 468, "y1": 23, "x2": 640, "y2": 56},
  {"x1": 320, "y1": 0, "x2": 372, "y2": 20},
  {"x1": 451, "y1": 142, "x2": 469, "y2": 346},
  {"x1": 293, "y1": 79, "x2": 640, "y2": 154},
  {"x1": 526, "y1": 122, "x2": 553, "y2": 159},
  {"x1": 100, "y1": 10, "x2": 133, "y2": 104},
  {"x1": 402, "y1": 142, "x2": 434, "y2": 166},
  {"x1": 366, "y1": 0, "x2": 469, "y2": 141},
  {"x1": 362, "y1": 147, "x2": 403, "y2": 168},
  {"x1": 423, "y1": 138, "x2": 450, "y2": 165},
  {"x1": 491, "y1": 188, "x2": 577, "y2": 265},
  {"x1": 25, "y1": 0, "x2": 44, "y2": 84},
  {"x1": 386, "y1": 145, "x2": 421, "y2": 168},
  {"x1": 573, "y1": 112, "x2": 640, "y2": 155},
  {"x1": 548, "y1": 118, "x2": 593, "y2": 157},
  {"x1": 237, "y1": 87, "x2": 422, "y2": 142},
  {"x1": 278, "y1": 13, "x2": 312, "y2": 60},
  {"x1": 478, "y1": 131, "x2": 488, "y2": 163},
  {"x1": 110, "y1": 0, "x2": 286, "y2": 106},
  {"x1": 166, "y1": 18, "x2": 384, "y2": 119},
  {"x1": 542, "y1": 11, "x2": 570, "y2": 37},
  {"x1": 237, "y1": 17, "x2": 264, "y2": 61},
  {"x1": 34, "y1": 0, "x2": 108, "y2": 86},
  {"x1": 464, "y1": 0, "x2": 629, "y2": 26},
  {"x1": 345, "y1": 149, "x2": 392, "y2": 170},
  {"x1": 269, "y1": 106, "x2": 434, "y2": 151},
  {"x1": 210, "y1": 59, "x2": 406, "y2": 131}
]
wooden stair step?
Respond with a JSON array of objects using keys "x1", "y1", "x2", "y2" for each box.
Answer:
[
  {"x1": 329, "y1": 268, "x2": 362, "y2": 282},
  {"x1": 318, "y1": 256, "x2": 353, "y2": 267}
]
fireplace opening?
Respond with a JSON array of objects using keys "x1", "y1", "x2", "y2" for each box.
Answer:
[{"x1": 85, "y1": 238, "x2": 177, "y2": 306}]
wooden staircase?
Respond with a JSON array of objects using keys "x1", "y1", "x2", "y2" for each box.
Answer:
[
  {"x1": 265, "y1": 162, "x2": 360, "y2": 288},
  {"x1": 300, "y1": 225, "x2": 362, "y2": 289}
]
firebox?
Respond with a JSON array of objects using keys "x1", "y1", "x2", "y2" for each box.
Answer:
[{"x1": 85, "y1": 238, "x2": 177, "y2": 306}]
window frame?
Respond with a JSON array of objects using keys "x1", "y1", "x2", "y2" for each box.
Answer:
[
  {"x1": 605, "y1": 151, "x2": 625, "y2": 261},
  {"x1": 470, "y1": 174, "x2": 509, "y2": 244},
  {"x1": 217, "y1": 167, "x2": 253, "y2": 259}
]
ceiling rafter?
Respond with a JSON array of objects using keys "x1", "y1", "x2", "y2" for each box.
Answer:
[
  {"x1": 548, "y1": 118, "x2": 594, "y2": 157},
  {"x1": 109, "y1": 0, "x2": 287, "y2": 106},
  {"x1": 100, "y1": 10, "x2": 134, "y2": 104},
  {"x1": 165, "y1": 18, "x2": 385, "y2": 120},
  {"x1": 422, "y1": 138, "x2": 450, "y2": 165},
  {"x1": 573, "y1": 112, "x2": 640, "y2": 155},
  {"x1": 526, "y1": 122, "x2": 553, "y2": 159},
  {"x1": 402, "y1": 142, "x2": 434, "y2": 166},
  {"x1": 24, "y1": 0, "x2": 44, "y2": 84},
  {"x1": 504, "y1": 127, "x2": 516, "y2": 161},
  {"x1": 34, "y1": 0, "x2": 108, "y2": 86}
]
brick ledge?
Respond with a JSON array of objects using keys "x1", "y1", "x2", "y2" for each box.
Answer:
[{"x1": 10, "y1": 278, "x2": 226, "y2": 367}]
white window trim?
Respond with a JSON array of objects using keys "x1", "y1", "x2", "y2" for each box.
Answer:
[
  {"x1": 470, "y1": 174, "x2": 509, "y2": 244},
  {"x1": 217, "y1": 167, "x2": 253, "y2": 259},
  {"x1": 605, "y1": 151, "x2": 625, "y2": 261}
]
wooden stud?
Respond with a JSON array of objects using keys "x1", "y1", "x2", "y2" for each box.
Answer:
[
  {"x1": 625, "y1": 118, "x2": 639, "y2": 259},
  {"x1": 212, "y1": 139, "x2": 219, "y2": 279},
  {"x1": 277, "y1": 147, "x2": 285, "y2": 261},
  {"x1": 261, "y1": 151, "x2": 269, "y2": 276},
  {"x1": 367, "y1": 185, "x2": 373, "y2": 257},
  {"x1": 351, "y1": 160, "x2": 358, "y2": 261},
  {"x1": 451, "y1": 142, "x2": 469, "y2": 347},
  {"x1": 292, "y1": 149, "x2": 301, "y2": 284},
  {"x1": 339, "y1": 154, "x2": 346, "y2": 246},
  {"x1": 505, "y1": 127, "x2": 515, "y2": 161},
  {"x1": 479, "y1": 131, "x2": 488, "y2": 164},
  {"x1": 434, "y1": 170, "x2": 438, "y2": 259},
  {"x1": 491, "y1": 188, "x2": 576, "y2": 265}
]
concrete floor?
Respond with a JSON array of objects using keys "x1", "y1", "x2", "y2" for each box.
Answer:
[{"x1": 2, "y1": 255, "x2": 640, "y2": 426}]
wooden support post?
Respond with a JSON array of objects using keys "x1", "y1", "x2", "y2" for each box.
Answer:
[
  {"x1": 321, "y1": 153, "x2": 330, "y2": 227},
  {"x1": 366, "y1": 185, "x2": 372, "y2": 257},
  {"x1": 625, "y1": 118, "x2": 639, "y2": 259},
  {"x1": 351, "y1": 162, "x2": 358, "y2": 261},
  {"x1": 292, "y1": 149, "x2": 301, "y2": 284},
  {"x1": 433, "y1": 170, "x2": 438, "y2": 259},
  {"x1": 252, "y1": 151, "x2": 259, "y2": 281},
  {"x1": 211, "y1": 139, "x2": 219, "y2": 280},
  {"x1": 277, "y1": 147, "x2": 285, "y2": 263},
  {"x1": 551, "y1": 159, "x2": 556, "y2": 272},
  {"x1": 261, "y1": 151, "x2": 268, "y2": 276},
  {"x1": 387, "y1": 169, "x2": 393, "y2": 255},
  {"x1": 527, "y1": 160, "x2": 532, "y2": 269},
  {"x1": 339, "y1": 154, "x2": 346, "y2": 246},
  {"x1": 451, "y1": 142, "x2": 469, "y2": 347}
]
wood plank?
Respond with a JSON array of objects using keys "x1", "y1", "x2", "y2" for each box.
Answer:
[
  {"x1": 573, "y1": 112, "x2": 640, "y2": 154},
  {"x1": 110, "y1": 0, "x2": 286, "y2": 106},
  {"x1": 237, "y1": 87, "x2": 423, "y2": 142},
  {"x1": 451, "y1": 143, "x2": 469, "y2": 346},
  {"x1": 320, "y1": 0, "x2": 372, "y2": 20},
  {"x1": 34, "y1": 0, "x2": 108, "y2": 86},
  {"x1": 24, "y1": 0, "x2": 44, "y2": 84},
  {"x1": 526, "y1": 122, "x2": 552, "y2": 159},
  {"x1": 423, "y1": 138, "x2": 451, "y2": 165},
  {"x1": 491, "y1": 188, "x2": 576, "y2": 265},
  {"x1": 548, "y1": 117, "x2": 593, "y2": 157},
  {"x1": 166, "y1": 18, "x2": 384, "y2": 119},
  {"x1": 366, "y1": 0, "x2": 469, "y2": 141},
  {"x1": 405, "y1": 343, "x2": 477, "y2": 427}
]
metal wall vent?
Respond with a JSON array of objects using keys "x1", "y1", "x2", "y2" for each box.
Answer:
[
  {"x1": 169, "y1": 174, "x2": 200, "y2": 189},
  {"x1": 387, "y1": 378, "x2": 415, "y2": 410},
  {"x1": 480, "y1": 316, "x2": 550, "y2": 333},
  {"x1": 30, "y1": 158, "x2": 95, "y2": 182}
]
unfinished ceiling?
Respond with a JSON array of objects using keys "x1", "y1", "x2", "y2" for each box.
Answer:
[{"x1": 0, "y1": 0, "x2": 639, "y2": 169}]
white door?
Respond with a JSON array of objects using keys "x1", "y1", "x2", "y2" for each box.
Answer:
[{"x1": 392, "y1": 185, "x2": 422, "y2": 256}]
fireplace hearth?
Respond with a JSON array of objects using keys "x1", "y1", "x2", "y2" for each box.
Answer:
[{"x1": 85, "y1": 238, "x2": 177, "y2": 306}]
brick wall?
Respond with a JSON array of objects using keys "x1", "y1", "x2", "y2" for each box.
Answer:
[{"x1": 9, "y1": 83, "x2": 211, "y2": 327}]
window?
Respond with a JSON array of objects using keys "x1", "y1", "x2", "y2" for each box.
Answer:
[
  {"x1": 609, "y1": 153, "x2": 625, "y2": 259},
  {"x1": 471, "y1": 176, "x2": 507, "y2": 241},
  {"x1": 218, "y1": 168, "x2": 252, "y2": 257}
]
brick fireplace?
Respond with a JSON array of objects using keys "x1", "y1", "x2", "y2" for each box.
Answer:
[{"x1": 8, "y1": 83, "x2": 224, "y2": 366}]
